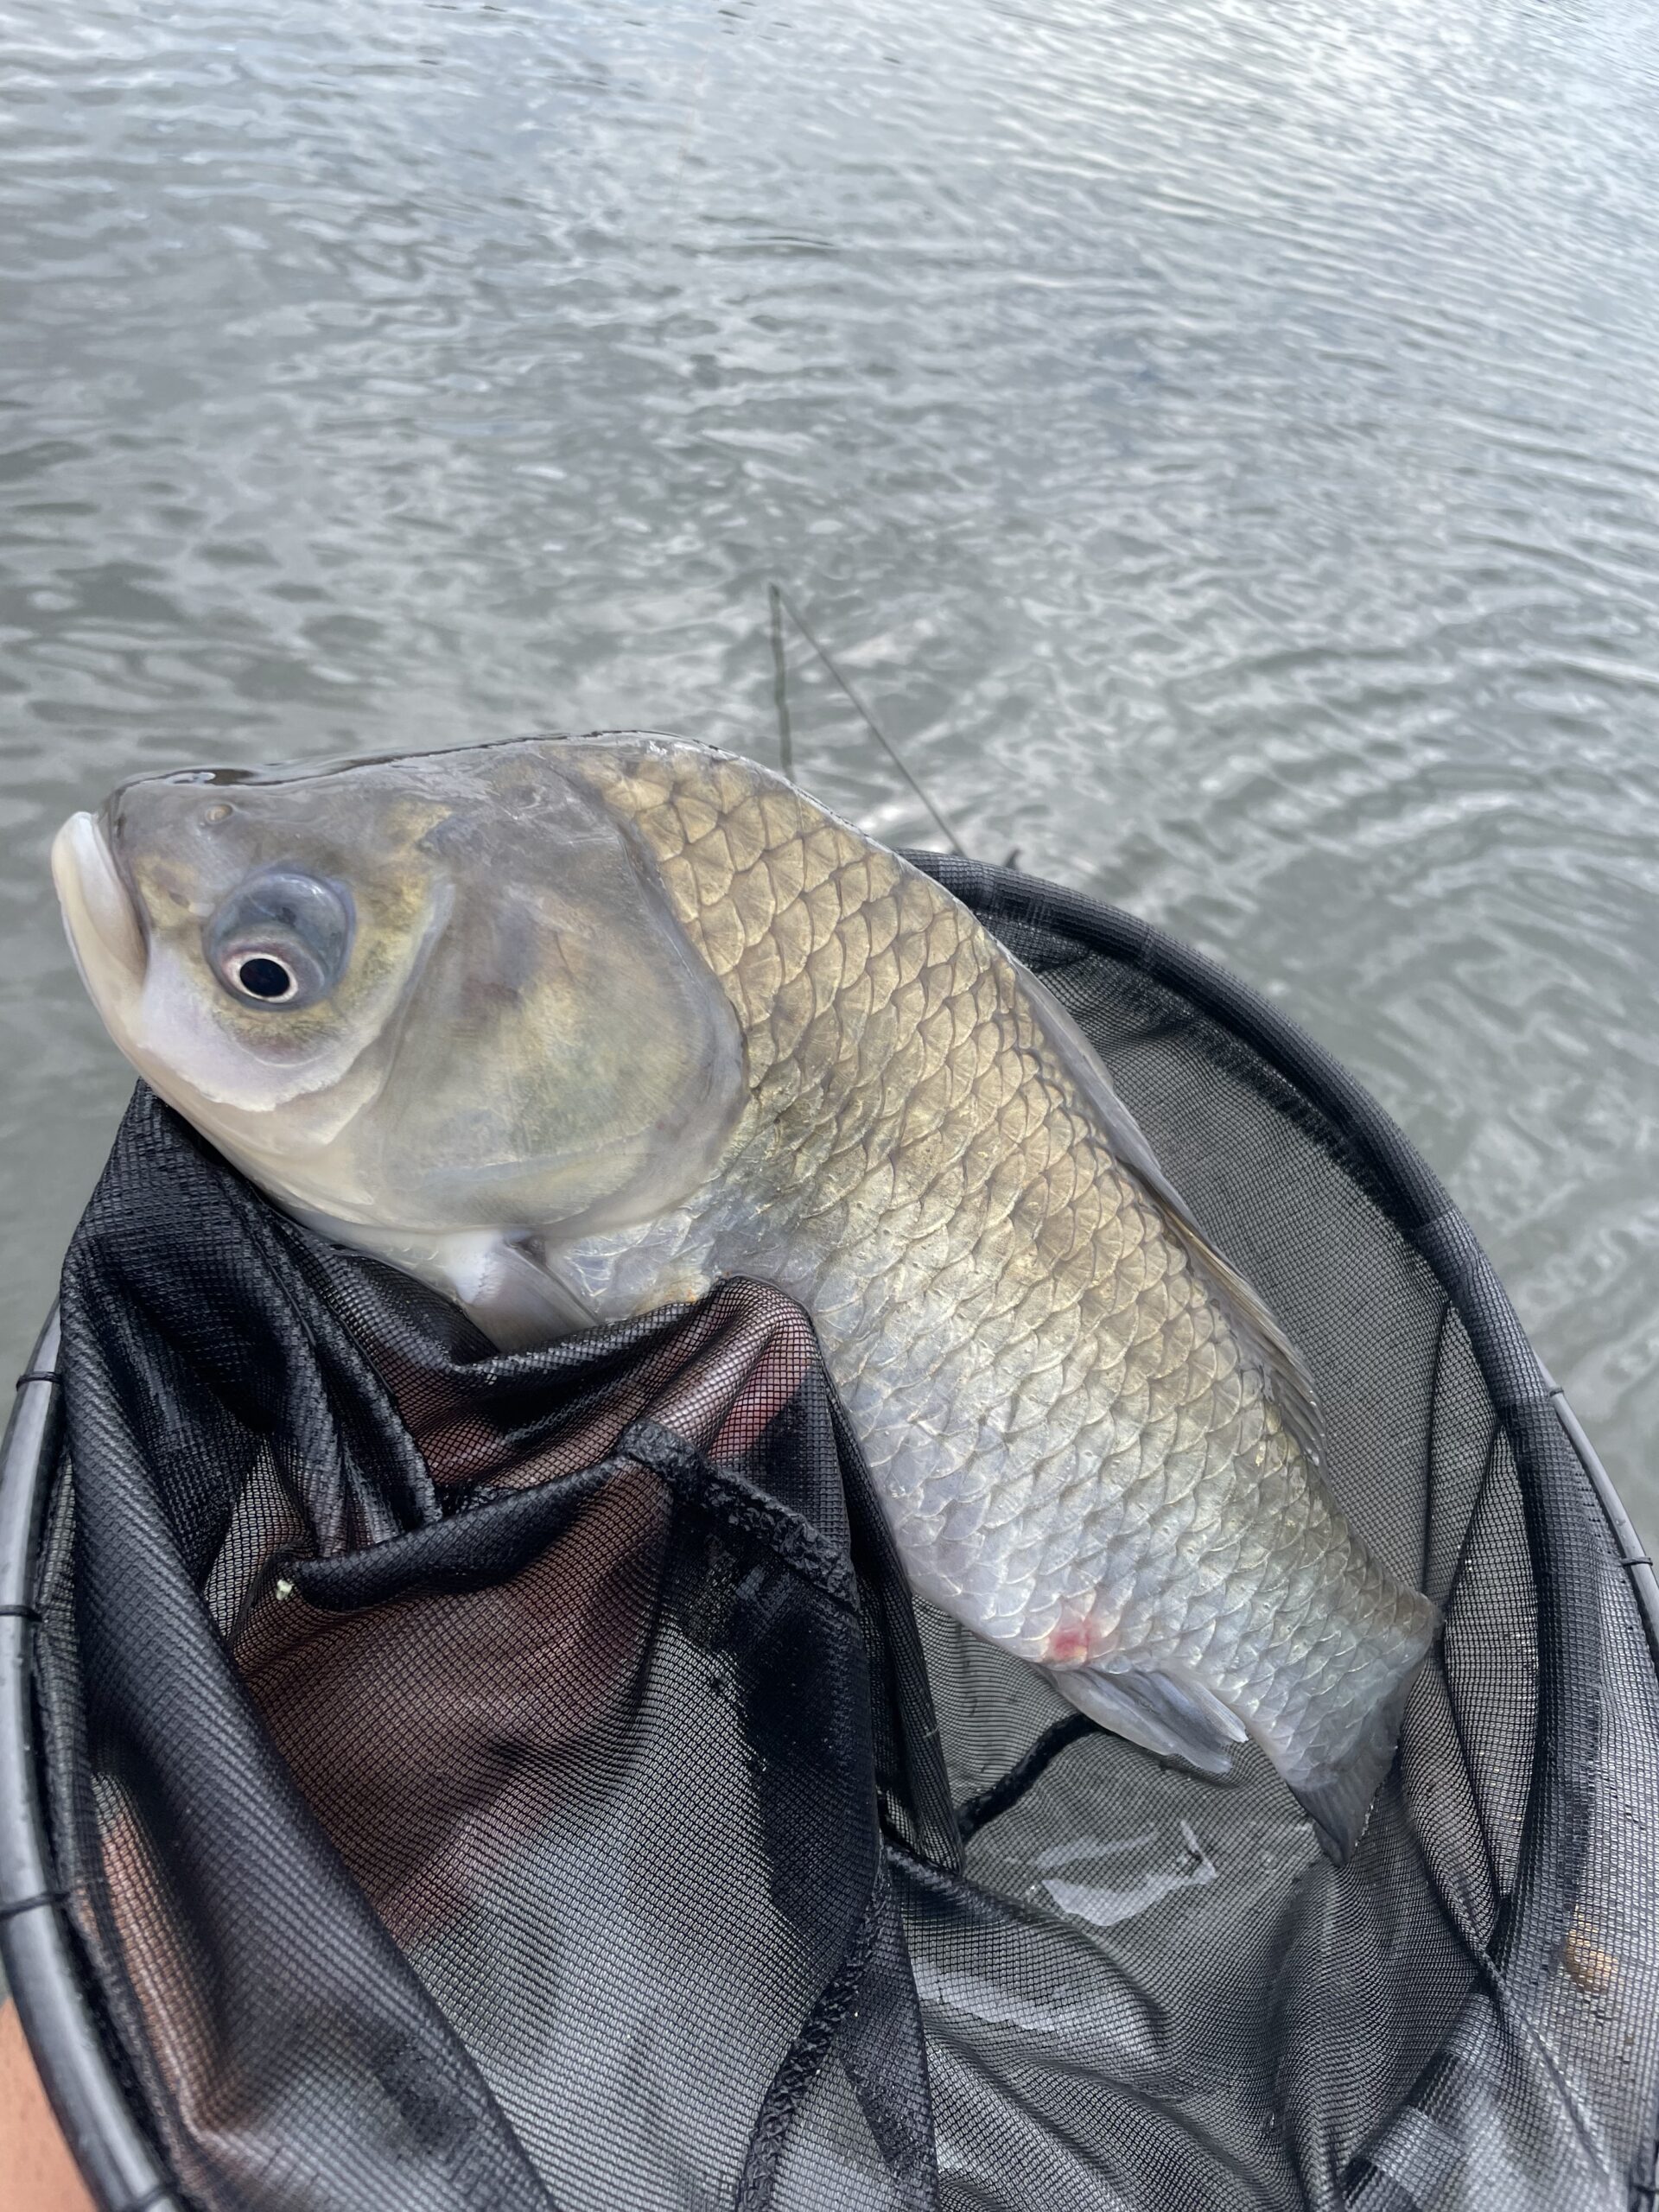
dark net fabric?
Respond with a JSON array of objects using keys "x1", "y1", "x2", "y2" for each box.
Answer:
[{"x1": 26, "y1": 866, "x2": 1659, "y2": 2212}]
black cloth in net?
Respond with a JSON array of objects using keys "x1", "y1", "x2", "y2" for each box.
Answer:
[{"x1": 24, "y1": 861, "x2": 1659, "y2": 2212}]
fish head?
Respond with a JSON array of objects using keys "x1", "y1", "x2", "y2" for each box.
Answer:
[{"x1": 51, "y1": 738, "x2": 747, "y2": 1249}]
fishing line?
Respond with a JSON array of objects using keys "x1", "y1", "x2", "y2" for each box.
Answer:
[
  {"x1": 767, "y1": 582, "x2": 968, "y2": 858},
  {"x1": 767, "y1": 583, "x2": 794, "y2": 783}
]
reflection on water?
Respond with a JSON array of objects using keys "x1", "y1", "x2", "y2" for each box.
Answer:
[{"x1": 2, "y1": 0, "x2": 1656, "y2": 1533}]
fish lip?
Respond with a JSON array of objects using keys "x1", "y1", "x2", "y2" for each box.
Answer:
[{"x1": 51, "y1": 806, "x2": 147, "y2": 994}]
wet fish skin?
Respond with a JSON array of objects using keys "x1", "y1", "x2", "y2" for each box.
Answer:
[
  {"x1": 52, "y1": 734, "x2": 1437, "y2": 1859},
  {"x1": 555, "y1": 743, "x2": 1435, "y2": 1854}
]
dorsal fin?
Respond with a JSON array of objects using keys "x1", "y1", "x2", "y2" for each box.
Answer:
[{"x1": 1017, "y1": 961, "x2": 1325, "y2": 1469}]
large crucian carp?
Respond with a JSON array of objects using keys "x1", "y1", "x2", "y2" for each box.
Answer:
[{"x1": 54, "y1": 734, "x2": 1436, "y2": 1859}]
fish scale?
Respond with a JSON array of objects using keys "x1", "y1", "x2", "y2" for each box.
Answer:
[{"x1": 556, "y1": 742, "x2": 1434, "y2": 1850}]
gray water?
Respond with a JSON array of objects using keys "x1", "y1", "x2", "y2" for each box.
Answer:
[{"x1": 2, "y1": 0, "x2": 1656, "y2": 1536}]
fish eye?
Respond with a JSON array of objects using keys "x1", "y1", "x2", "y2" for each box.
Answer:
[
  {"x1": 231, "y1": 953, "x2": 299, "y2": 1002},
  {"x1": 205, "y1": 868, "x2": 353, "y2": 1013}
]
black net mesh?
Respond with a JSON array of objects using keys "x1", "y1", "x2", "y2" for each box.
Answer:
[{"x1": 21, "y1": 861, "x2": 1659, "y2": 2212}]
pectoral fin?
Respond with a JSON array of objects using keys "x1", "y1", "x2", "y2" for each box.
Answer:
[{"x1": 435, "y1": 1232, "x2": 601, "y2": 1350}]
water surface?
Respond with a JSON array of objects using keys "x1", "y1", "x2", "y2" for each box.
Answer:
[{"x1": 3, "y1": 0, "x2": 1656, "y2": 1532}]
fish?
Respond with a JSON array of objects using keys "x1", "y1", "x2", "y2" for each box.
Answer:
[{"x1": 53, "y1": 732, "x2": 1437, "y2": 1860}]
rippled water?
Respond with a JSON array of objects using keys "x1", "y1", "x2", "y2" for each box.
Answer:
[{"x1": 3, "y1": 0, "x2": 1656, "y2": 1533}]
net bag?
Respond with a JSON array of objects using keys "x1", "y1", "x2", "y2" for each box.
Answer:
[{"x1": 3, "y1": 857, "x2": 1656, "y2": 2212}]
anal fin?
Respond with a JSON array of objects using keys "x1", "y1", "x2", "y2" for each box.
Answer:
[{"x1": 1048, "y1": 1663, "x2": 1241, "y2": 1781}]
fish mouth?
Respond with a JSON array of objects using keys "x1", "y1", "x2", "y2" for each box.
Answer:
[{"x1": 51, "y1": 807, "x2": 147, "y2": 1002}]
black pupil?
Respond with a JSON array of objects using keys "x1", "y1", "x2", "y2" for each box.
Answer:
[{"x1": 237, "y1": 956, "x2": 294, "y2": 1001}]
